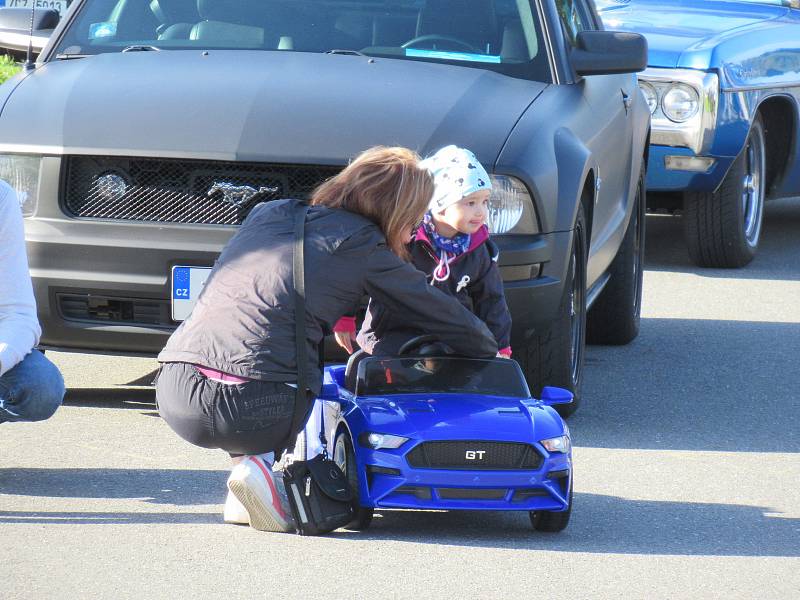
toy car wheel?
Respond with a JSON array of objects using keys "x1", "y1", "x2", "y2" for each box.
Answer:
[
  {"x1": 684, "y1": 115, "x2": 766, "y2": 268},
  {"x1": 333, "y1": 431, "x2": 374, "y2": 531},
  {"x1": 529, "y1": 481, "x2": 572, "y2": 533},
  {"x1": 587, "y1": 162, "x2": 645, "y2": 345},
  {"x1": 518, "y1": 202, "x2": 587, "y2": 418}
]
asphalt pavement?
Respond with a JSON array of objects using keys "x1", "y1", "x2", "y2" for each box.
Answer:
[{"x1": 2, "y1": 199, "x2": 799, "y2": 599}]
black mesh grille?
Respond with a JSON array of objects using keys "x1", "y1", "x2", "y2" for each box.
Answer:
[
  {"x1": 406, "y1": 441, "x2": 542, "y2": 471},
  {"x1": 63, "y1": 156, "x2": 341, "y2": 225}
]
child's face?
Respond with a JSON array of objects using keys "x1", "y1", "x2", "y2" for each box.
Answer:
[{"x1": 434, "y1": 190, "x2": 491, "y2": 237}]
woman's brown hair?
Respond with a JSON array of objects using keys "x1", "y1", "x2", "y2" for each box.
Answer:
[{"x1": 311, "y1": 146, "x2": 433, "y2": 259}]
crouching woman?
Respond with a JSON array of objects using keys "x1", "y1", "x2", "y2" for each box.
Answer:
[{"x1": 155, "y1": 146, "x2": 498, "y2": 532}]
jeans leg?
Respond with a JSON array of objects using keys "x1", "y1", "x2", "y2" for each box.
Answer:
[{"x1": 0, "y1": 350, "x2": 66, "y2": 423}]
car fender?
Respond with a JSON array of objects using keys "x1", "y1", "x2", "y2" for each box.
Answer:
[{"x1": 497, "y1": 85, "x2": 592, "y2": 237}]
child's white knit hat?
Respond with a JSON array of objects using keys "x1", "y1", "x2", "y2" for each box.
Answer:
[{"x1": 420, "y1": 145, "x2": 492, "y2": 213}]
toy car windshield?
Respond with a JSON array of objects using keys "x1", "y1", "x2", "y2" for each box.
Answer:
[{"x1": 356, "y1": 357, "x2": 530, "y2": 398}]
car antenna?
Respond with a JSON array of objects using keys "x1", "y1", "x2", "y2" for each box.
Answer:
[{"x1": 23, "y1": 4, "x2": 36, "y2": 71}]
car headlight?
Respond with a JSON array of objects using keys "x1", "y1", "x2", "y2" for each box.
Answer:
[
  {"x1": 638, "y1": 81, "x2": 658, "y2": 114},
  {"x1": 540, "y1": 435, "x2": 570, "y2": 453},
  {"x1": 0, "y1": 154, "x2": 41, "y2": 217},
  {"x1": 661, "y1": 83, "x2": 700, "y2": 123},
  {"x1": 487, "y1": 175, "x2": 539, "y2": 235},
  {"x1": 359, "y1": 432, "x2": 409, "y2": 449}
]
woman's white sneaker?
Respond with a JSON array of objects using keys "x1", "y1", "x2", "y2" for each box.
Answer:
[
  {"x1": 227, "y1": 456, "x2": 294, "y2": 532},
  {"x1": 223, "y1": 490, "x2": 249, "y2": 525}
]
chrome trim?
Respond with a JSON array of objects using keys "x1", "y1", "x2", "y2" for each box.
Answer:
[
  {"x1": 534, "y1": 0, "x2": 560, "y2": 84},
  {"x1": 725, "y1": 82, "x2": 800, "y2": 93},
  {"x1": 637, "y1": 68, "x2": 719, "y2": 154}
]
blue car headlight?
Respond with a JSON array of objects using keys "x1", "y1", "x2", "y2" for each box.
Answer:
[
  {"x1": 359, "y1": 432, "x2": 409, "y2": 450},
  {"x1": 540, "y1": 435, "x2": 570, "y2": 454}
]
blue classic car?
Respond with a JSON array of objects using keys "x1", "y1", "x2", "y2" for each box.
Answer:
[{"x1": 599, "y1": 0, "x2": 800, "y2": 267}]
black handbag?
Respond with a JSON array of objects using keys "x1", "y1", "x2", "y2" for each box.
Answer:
[{"x1": 282, "y1": 201, "x2": 354, "y2": 535}]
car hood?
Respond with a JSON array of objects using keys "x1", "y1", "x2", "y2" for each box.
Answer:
[
  {"x1": 0, "y1": 50, "x2": 544, "y2": 165},
  {"x1": 354, "y1": 394, "x2": 564, "y2": 443},
  {"x1": 599, "y1": 0, "x2": 787, "y2": 68}
]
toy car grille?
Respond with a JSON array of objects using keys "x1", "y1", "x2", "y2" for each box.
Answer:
[
  {"x1": 405, "y1": 441, "x2": 542, "y2": 471},
  {"x1": 63, "y1": 156, "x2": 341, "y2": 225}
]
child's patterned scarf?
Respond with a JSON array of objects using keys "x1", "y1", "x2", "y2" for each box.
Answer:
[
  {"x1": 422, "y1": 212, "x2": 471, "y2": 255},
  {"x1": 422, "y1": 212, "x2": 471, "y2": 283}
]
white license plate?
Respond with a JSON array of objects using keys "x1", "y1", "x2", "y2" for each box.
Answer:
[
  {"x1": 6, "y1": 0, "x2": 69, "y2": 17},
  {"x1": 171, "y1": 266, "x2": 212, "y2": 322}
]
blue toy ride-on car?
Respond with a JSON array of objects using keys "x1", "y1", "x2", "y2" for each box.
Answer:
[{"x1": 317, "y1": 336, "x2": 574, "y2": 532}]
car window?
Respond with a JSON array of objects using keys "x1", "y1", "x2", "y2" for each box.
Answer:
[
  {"x1": 356, "y1": 357, "x2": 530, "y2": 398},
  {"x1": 554, "y1": 0, "x2": 593, "y2": 45},
  {"x1": 51, "y1": 0, "x2": 551, "y2": 81}
]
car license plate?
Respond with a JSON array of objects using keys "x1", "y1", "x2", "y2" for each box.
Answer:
[
  {"x1": 171, "y1": 266, "x2": 212, "y2": 322},
  {"x1": 6, "y1": 0, "x2": 69, "y2": 17}
]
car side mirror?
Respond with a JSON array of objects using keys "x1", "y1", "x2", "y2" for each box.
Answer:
[
  {"x1": 539, "y1": 386, "x2": 574, "y2": 406},
  {"x1": 0, "y1": 8, "x2": 60, "y2": 55},
  {"x1": 571, "y1": 30, "x2": 648, "y2": 76}
]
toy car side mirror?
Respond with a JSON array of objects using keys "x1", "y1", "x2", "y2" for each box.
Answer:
[
  {"x1": 318, "y1": 382, "x2": 340, "y2": 400},
  {"x1": 539, "y1": 386, "x2": 574, "y2": 406}
]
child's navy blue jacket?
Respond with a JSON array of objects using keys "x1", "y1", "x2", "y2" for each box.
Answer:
[{"x1": 339, "y1": 224, "x2": 512, "y2": 356}]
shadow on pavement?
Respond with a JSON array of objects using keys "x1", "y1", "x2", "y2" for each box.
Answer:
[
  {"x1": 0, "y1": 510, "x2": 220, "y2": 525},
  {"x1": 0, "y1": 468, "x2": 227, "y2": 506},
  {"x1": 577, "y1": 317, "x2": 800, "y2": 452},
  {"x1": 64, "y1": 388, "x2": 156, "y2": 409},
  {"x1": 336, "y1": 493, "x2": 799, "y2": 557},
  {"x1": 645, "y1": 198, "x2": 800, "y2": 281}
]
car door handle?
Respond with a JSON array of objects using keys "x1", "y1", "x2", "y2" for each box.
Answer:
[{"x1": 621, "y1": 90, "x2": 632, "y2": 113}]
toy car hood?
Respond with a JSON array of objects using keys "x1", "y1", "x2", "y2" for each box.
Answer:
[{"x1": 349, "y1": 393, "x2": 566, "y2": 443}]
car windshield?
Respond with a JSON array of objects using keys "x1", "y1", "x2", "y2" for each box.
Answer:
[
  {"x1": 356, "y1": 357, "x2": 530, "y2": 397},
  {"x1": 52, "y1": 0, "x2": 548, "y2": 78}
]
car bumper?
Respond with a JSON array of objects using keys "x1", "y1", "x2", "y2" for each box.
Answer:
[
  {"x1": 27, "y1": 215, "x2": 569, "y2": 355},
  {"x1": 354, "y1": 443, "x2": 572, "y2": 512},
  {"x1": 646, "y1": 145, "x2": 734, "y2": 193}
]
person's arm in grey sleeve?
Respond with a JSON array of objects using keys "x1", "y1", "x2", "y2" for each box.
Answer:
[{"x1": 364, "y1": 244, "x2": 497, "y2": 357}]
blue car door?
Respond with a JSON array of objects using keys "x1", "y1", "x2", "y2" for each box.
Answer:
[{"x1": 556, "y1": 0, "x2": 636, "y2": 280}]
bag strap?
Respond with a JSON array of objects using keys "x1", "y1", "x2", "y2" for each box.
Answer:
[{"x1": 288, "y1": 201, "x2": 311, "y2": 449}]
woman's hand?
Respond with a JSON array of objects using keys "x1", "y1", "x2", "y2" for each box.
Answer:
[{"x1": 335, "y1": 331, "x2": 357, "y2": 354}]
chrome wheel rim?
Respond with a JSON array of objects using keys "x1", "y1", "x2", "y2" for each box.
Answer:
[
  {"x1": 333, "y1": 437, "x2": 347, "y2": 474},
  {"x1": 741, "y1": 126, "x2": 766, "y2": 248}
]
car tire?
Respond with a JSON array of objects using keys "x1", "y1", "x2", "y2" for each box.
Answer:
[
  {"x1": 684, "y1": 115, "x2": 767, "y2": 268},
  {"x1": 530, "y1": 480, "x2": 572, "y2": 532},
  {"x1": 333, "y1": 431, "x2": 374, "y2": 531},
  {"x1": 518, "y1": 203, "x2": 587, "y2": 418},
  {"x1": 586, "y1": 164, "x2": 645, "y2": 345}
]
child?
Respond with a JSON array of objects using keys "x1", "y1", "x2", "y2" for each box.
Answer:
[{"x1": 335, "y1": 145, "x2": 512, "y2": 358}]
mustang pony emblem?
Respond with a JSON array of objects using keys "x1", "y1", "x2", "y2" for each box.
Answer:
[{"x1": 207, "y1": 182, "x2": 279, "y2": 207}]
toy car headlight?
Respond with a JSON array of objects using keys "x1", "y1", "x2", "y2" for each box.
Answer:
[
  {"x1": 359, "y1": 432, "x2": 409, "y2": 449},
  {"x1": 0, "y1": 154, "x2": 42, "y2": 217},
  {"x1": 661, "y1": 83, "x2": 700, "y2": 123},
  {"x1": 540, "y1": 435, "x2": 570, "y2": 453},
  {"x1": 487, "y1": 175, "x2": 539, "y2": 235}
]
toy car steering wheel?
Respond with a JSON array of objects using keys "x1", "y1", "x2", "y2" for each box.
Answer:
[
  {"x1": 401, "y1": 35, "x2": 480, "y2": 54},
  {"x1": 398, "y1": 334, "x2": 440, "y2": 355}
]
